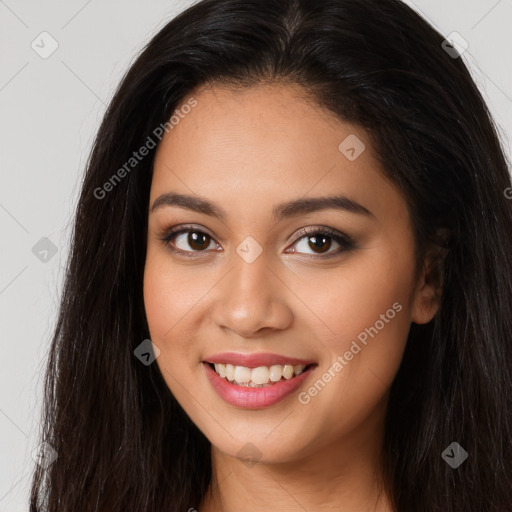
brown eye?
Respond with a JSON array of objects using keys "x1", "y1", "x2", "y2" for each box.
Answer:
[
  {"x1": 306, "y1": 234, "x2": 332, "y2": 254},
  {"x1": 291, "y1": 232, "x2": 340, "y2": 255},
  {"x1": 287, "y1": 227, "x2": 356, "y2": 258},
  {"x1": 170, "y1": 230, "x2": 216, "y2": 252}
]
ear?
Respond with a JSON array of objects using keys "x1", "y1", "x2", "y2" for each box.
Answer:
[{"x1": 411, "y1": 230, "x2": 450, "y2": 325}]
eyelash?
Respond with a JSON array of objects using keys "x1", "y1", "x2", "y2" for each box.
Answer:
[{"x1": 157, "y1": 224, "x2": 356, "y2": 259}]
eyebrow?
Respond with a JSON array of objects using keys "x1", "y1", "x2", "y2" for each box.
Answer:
[{"x1": 150, "y1": 192, "x2": 374, "y2": 221}]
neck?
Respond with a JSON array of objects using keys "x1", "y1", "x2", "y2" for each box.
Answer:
[{"x1": 199, "y1": 398, "x2": 394, "y2": 512}]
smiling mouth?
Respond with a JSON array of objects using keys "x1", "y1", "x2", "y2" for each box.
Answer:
[{"x1": 204, "y1": 362, "x2": 316, "y2": 388}]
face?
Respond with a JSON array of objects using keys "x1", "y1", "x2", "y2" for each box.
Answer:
[{"x1": 143, "y1": 83, "x2": 440, "y2": 464}]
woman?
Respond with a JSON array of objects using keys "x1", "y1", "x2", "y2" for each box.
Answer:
[{"x1": 30, "y1": 0, "x2": 512, "y2": 510}]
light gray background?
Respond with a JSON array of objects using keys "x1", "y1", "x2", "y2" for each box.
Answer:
[{"x1": 0, "y1": 0, "x2": 511, "y2": 510}]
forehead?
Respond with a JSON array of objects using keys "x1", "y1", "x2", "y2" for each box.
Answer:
[
  {"x1": 150, "y1": 83, "x2": 399, "y2": 223},
  {"x1": 154, "y1": 82, "x2": 371, "y2": 171}
]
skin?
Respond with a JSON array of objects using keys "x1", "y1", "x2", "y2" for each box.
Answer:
[{"x1": 143, "y1": 83, "x2": 441, "y2": 512}]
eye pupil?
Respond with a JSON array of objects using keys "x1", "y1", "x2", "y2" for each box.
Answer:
[
  {"x1": 308, "y1": 235, "x2": 332, "y2": 253},
  {"x1": 188, "y1": 232, "x2": 210, "y2": 250}
]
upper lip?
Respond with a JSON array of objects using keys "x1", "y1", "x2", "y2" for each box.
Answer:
[{"x1": 203, "y1": 352, "x2": 316, "y2": 368}]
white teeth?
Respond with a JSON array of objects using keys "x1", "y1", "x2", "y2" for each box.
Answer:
[
  {"x1": 214, "y1": 363, "x2": 226, "y2": 378},
  {"x1": 234, "y1": 365, "x2": 252, "y2": 383},
  {"x1": 293, "y1": 364, "x2": 305, "y2": 375},
  {"x1": 269, "y1": 365, "x2": 283, "y2": 382},
  {"x1": 251, "y1": 366, "x2": 270, "y2": 385},
  {"x1": 225, "y1": 364, "x2": 235, "y2": 381},
  {"x1": 210, "y1": 362, "x2": 309, "y2": 386},
  {"x1": 282, "y1": 364, "x2": 294, "y2": 379}
]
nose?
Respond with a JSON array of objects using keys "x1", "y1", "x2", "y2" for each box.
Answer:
[{"x1": 211, "y1": 253, "x2": 294, "y2": 339}]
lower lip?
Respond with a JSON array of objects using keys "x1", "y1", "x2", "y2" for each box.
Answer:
[{"x1": 203, "y1": 362, "x2": 316, "y2": 409}]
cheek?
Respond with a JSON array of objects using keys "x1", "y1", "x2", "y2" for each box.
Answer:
[
  {"x1": 143, "y1": 257, "x2": 208, "y2": 418},
  {"x1": 293, "y1": 241, "x2": 415, "y2": 429},
  {"x1": 143, "y1": 257, "x2": 177, "y2": 344},
  {"x1": 296, "y1": 248, "x2": 414, "y2": 335},
  {"x1": 143, "y1": 253, "x2": 228, "y2": 439},
  {"x1": 142, "y1": 251, "x2": 202, "y2": 375},
  {"x1": 143, "y1": 246, "x2": 207, "y2": 342},
  {"x1": 318, "y1": 228, "x2": 416, "y2": 344}
]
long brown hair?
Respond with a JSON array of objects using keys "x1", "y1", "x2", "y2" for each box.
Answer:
[{"x1": 30, "y1": 0, "x2": 512, "y2": 510}]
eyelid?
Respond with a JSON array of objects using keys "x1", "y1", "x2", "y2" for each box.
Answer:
[
  {"x1": 158, "y1": 223, "x2": 221, "y2": 254},
  {"x1": 289, "y1": 225, "x2": 352, "y2": 245},
  {"x1": 284, "y1": 225, "x2": 356, "y2": 258},
  {"x1": 159, "y1": 223, "x2": 215, "y2": 240}
]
